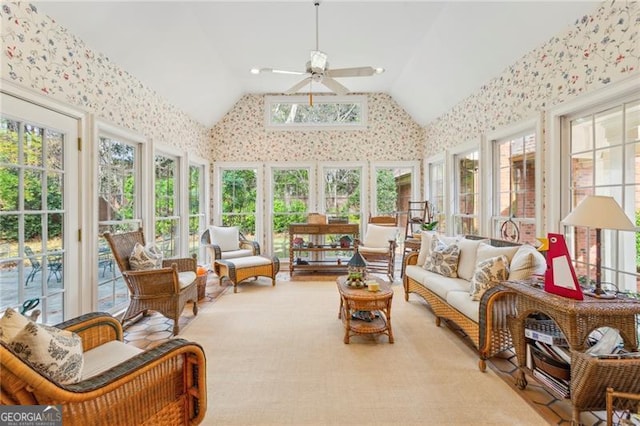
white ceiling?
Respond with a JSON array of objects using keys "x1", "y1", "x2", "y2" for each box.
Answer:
[{"x1": 34, "y1": 1, "x2": 599, "y2": 128}]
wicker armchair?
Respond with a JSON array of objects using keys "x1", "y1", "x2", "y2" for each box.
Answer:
[
  {"x1": 200, "y1": 226, "x2": 260, "y2": 263},
  {"x1": 0, "y1": 312, "x2": 207, "y2": 425},
  {"x1": 103, "y1": 228, "x2": 198, "y2": 335}
]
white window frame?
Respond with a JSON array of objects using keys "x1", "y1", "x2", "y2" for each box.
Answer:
[
  {"x1": 484, "y1": 114, "x2": 543, "y2": 242},
  {"x1": 187, "y1": 155, "x2": 210, "y2": 263},
  {"x1": 266, "y1": 162, "x2": 317, "y2": 261},
  {"x1": 370, "y1": 161, "x2": 421, "y2": 219},
  {"x1": 153, "y1": 145, "x2": 185, "y2": 256},
  {"x1": 265, "y1": 95, "x2": 368, "y2": 131},
  {"x1": 425, "y1": 153, "x2": 446, "y2": 232},
  {"x1": 448, "y1": 140, "x2": 481, "y2": 236},
  {"x1": 318, "y1": 161, "x2": 367, "y2": 234},
  {"x1": 1, "y1": 80, "x2": 87, "y2": 320},
  {"x1": 213, "y1": 162, "x2": 264, "y2": 248}
]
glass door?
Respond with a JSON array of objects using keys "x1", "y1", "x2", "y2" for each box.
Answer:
[{"x1": 0, "y1": 93, "x2": 79, "y2": 323}]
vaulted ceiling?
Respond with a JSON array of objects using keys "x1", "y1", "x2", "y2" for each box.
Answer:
[{"x1": 34, "y1": 1, "x2": 599, "y2": 128}]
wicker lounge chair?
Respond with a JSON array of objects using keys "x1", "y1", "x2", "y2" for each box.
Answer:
[
  {"x1": 0, "y1": 312, "x2": 207, "y2": 425},
  {"x1": 104, "y1": 228, "x2": 198, "y2": 335},
  {"x1": 201, "y1": 226, "x2": 260, "y2": 264}
]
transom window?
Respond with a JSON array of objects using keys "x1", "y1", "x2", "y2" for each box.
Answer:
[{"x1": 265, "y1": 95, "x2": 367, "y2": 129}]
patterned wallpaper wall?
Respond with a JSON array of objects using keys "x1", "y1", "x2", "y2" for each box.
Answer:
[
  {"x1": 425, "y1": 0, "x2": 639, "y2": 154},
  {"x1": 210, "y1": 93, "x2": 424, "y2": 162},
  {"x1": 1, "y1": 2, "x2": 209, "y2": 156}
]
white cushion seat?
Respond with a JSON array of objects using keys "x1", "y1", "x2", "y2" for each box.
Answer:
[
  {"x1": 220, "y1": 248, "x2": 254, "y2": 259},
  {"x1": 82, "y1": 340, "x2": 143, "y2": 380},
  {"x1": 214, "y1": 255, "x2": 279, "y2": 293},
  {"x1": 358, "y1": 246, "x2": 390, "y2": 254},
  {"x1": 178, "y1": 271, "x2": 197, "y2": 289},
  {"x1": 446, "y1": 291, "x2": 480, "y2": 323}
]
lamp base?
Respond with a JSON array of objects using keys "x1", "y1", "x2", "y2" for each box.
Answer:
[{"x1": 584, "y1": 289, "x2": 616, "y2": 299}]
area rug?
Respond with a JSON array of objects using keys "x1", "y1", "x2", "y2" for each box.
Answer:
[{"x1": 180, "y1": 279, "x2": 546, "y2": 425}]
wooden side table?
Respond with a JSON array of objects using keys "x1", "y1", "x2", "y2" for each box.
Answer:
[
  {"x1": 336, "y1": 275, "x2": 394, "y2": 344},
  {"x1": 501, "y1": 279, "x2": 640, "y2": 424}
]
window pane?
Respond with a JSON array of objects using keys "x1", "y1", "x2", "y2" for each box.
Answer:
[
  {"x1": 594, "y1": 105, "x2": 622, "y2": 148},
  {"x1": 23, "y1": 124, "x2": 43, "y2": 167},
  {"x1": 155, "y1": 154, "x2": 179, "y2": 258},
  {"x1": 46, "y1": 129, "x2": 63, "y2": 171},
  {"x1": 222, "y1": 169, "x2": 257, "y2": 237},
  {"x1": 0, "y1": 166, "x2": 19, "y2": 211},
  {"x1": 324, "y1": 168, "x2": 361, "y2": 223}
]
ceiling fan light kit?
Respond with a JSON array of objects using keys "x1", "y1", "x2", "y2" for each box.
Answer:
[{"x1": 251, "y1": 0, "x2": 383, "y2": 98}]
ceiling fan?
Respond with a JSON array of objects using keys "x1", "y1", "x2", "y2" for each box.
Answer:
[{"x1": 251, "y1": 1, "x2": 384, "y2": 97}]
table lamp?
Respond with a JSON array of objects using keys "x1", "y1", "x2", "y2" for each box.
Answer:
[{"x1": 562, "y1": 195, "x2": 636, "y2": 298}]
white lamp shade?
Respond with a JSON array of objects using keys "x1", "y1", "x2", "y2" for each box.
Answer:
[{"x1": 562, "y1": 195, "x2": 636, "y2": 231}]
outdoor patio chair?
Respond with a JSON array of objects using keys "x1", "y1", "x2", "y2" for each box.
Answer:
[
  {"x1": 0, "y1": 311, "x2": 207, "y2": 425},
  {"x1": 103, "y1": 228, "x2": 198, "y2": 335}
]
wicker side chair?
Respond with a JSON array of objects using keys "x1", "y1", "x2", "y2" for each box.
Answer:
[
  {"x1": 103, "y1": 228, "x2": 198, "y2": 335},
  {"x1": 200, "y1": 226, "x2": 260, "y2": 263},
  {"x1": 355, "y1": 216, "x2": 399, "y2": 282},
  {"x1": 0, "y1": 312, "x2": 207, "y2": 425}
]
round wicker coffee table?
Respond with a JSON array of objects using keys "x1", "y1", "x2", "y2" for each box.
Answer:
[{"x1": 336, "y1": 275, "x2": 394, "y2": 344}]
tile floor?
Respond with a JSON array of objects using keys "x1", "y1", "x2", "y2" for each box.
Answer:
[{"x1": 123, "y1": 271, "x2": 612, "y2": 425}]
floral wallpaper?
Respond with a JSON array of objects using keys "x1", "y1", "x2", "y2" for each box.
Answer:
[
  {"x1": 425, "y1": 0, "x2": 639, "y2": 154},
  {"x1": 210, "y1": 93, "x2": 424, "y2": 162},
  {"x1": 0, "y1": 2, "x2": 209, "y2": 156}
]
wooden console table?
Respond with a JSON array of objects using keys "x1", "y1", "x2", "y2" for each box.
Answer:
[
  {"x1": 289, "y1": 223, "x2": 359, "y2": 276},
  {"x1": 501, "y1": 279, "x2": 640, "y2": 424}
]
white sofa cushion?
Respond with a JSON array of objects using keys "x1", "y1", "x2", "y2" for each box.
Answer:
[
  {"x1": 470, "y1": 255, "x2": 510, "y2": 301},
  {"x1": 82, "y1": 340, "x2": 143, "y2": 380},
  {"x1": 508, "y1": 244, "x2": 547, "y2": 280},
  {"x1": 406, "y1": 266, "x2": 470, "y2": 300},
  {"x1": 210, "y1": 226, "x2": 240, "y2": 252},
  {"x1": 362, "y1": 224, "x2": 397, "y2": 248},
  {"x1": 476, "y1": 242, "x2": 519, "y2": 265},
  {"x1": 446, "y1": 290, "x2": 480, "y2": 323},
  {"x1": 456, "y1": 238, "x2": 490, "y2": 281},
  {"x1": 416, "y1": 231, "x2": 436, "y2": 267},
  {"x1": 220, "y1": 255, "x2": 272, "y2": 268}
]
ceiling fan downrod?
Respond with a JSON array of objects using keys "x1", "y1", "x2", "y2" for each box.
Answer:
[{"x1": 315, "y1": 1, "x2": 320, "y2": 52}]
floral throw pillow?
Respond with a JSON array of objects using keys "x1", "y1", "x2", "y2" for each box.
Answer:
[
  {"x1": 0, "y1": 307, "x2": 31, "y2": 343},
  {"x1": 9, "y1": 321, "x2": 84, "y2": 385},
  {"x1": 129, "y1": 242, "x2": 163, "y2": 270},
  {"x1": 423, "y1": 239, "x2": 461, "y2": 278},
  {"x1": 470, "y1": 255, "x2": 510, "y2": 301}
]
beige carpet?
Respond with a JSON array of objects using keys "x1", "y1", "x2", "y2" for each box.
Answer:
[{"x1": 181, "y1": 279, "x2": 547, "y2": 425}]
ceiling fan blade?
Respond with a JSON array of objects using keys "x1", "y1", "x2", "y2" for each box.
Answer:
[
  {"x1": 326, "y1": 67, "x2": 376, "y2": 78},
  {"x1": 285, "y1": 77, "x2": 313, "y2": 94},
  {"x1": 259, "y1": 68, "x2": 306, "y2": 76},
  {"x1": 321, "y1": 77, "x2": 349, "y2": 96}
]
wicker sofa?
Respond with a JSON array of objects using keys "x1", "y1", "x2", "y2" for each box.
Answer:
[
  {"x1": 0, "y1": 312, "x2": 207, "y2": 425},
  {"x1": 403, "y1": 233, "x2": 546, "y2": 371}
]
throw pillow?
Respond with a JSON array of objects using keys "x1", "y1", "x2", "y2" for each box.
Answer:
[
  {"x1": 0, "y1": 307, "x2": 30, "y2": 343},
  {"x1": 508, "y1": 244, "x2": 547, "y2": 281},
  {"x1": 129, "y1": 242, "x2": 163, "y2": 270},
  {"x1": 470, "y1": 255, "x2": 510, "y2": 301},
  {"x1": 362, "y1": 224, "x2": 398, "y2": 248},
  {"x1": 210, "y1": 226, "x2": 240, "y2": 252},
  {"x1": 423, "y1": 239, "x2": 461, "y2": 278},
  {"x1": 456, "y1": 238, "x2": 490, "y2": 281},
  {"x1": 9, "y1": 321, "x2": 84, "y2": 385},
  {"x1": 416, "y1": 231, "x2": 436, "y2": 267}
]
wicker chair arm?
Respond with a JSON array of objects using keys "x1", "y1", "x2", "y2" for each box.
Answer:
[
  {"x1": 239, "y1": 239, "x2": 260, "y2": 255},
  {"x1": 56, "y1": 312, "x2": 123, "y2": 351},
  {"x1": 405, "y1": 251, "x2": 419, "y2": 266},
  {"x1": 162, "y1": 255, "x2": 197, "y2": 272}
]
